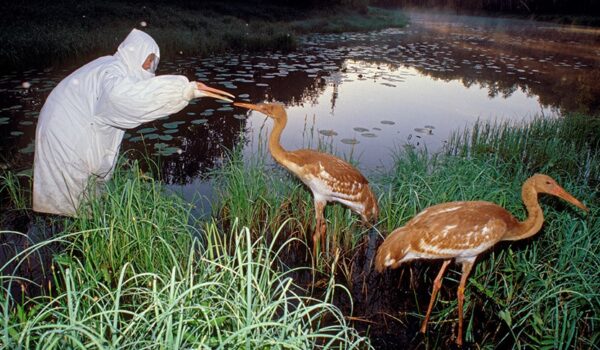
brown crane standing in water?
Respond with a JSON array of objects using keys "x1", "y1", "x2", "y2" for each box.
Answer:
[
  {"x1": 234, "y1": 102, "x2": 378, "y2": 254},
  {"x1": 375, "y1": 174, "x2": 588, "y2": 346}
]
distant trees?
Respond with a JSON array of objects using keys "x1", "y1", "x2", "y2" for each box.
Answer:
[
  {"x1": 370, "y1": 0, "x2": 600, "y2": 15},
  {"x1": 25, "y1": 0, "x2": 599, "y2": 16}
]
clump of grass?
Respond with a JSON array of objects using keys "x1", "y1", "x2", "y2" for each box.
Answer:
[
  {"x1": 60, "y1": 158, "x2": 196, "y2": 281},
  {"x1": 0, "y1": 169, "x2": 32, "y2": 212},
  {"x1": 1, "y1": 159, "x2": 372, "y2": 349},
  {"x1": 446, "y1": 114, "x2": 600, "y2": 189}
]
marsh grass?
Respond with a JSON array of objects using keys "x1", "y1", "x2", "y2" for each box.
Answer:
[
  {"x1": 1, "y1": 114, "x2": 598, "y2": 347},
  {"x1": 212, "y1": 114, "x2": 599, "y2": 346},
  {"x1": 1, "y1": 159, "x2": 371, "y2": 349},
  {"x1": 1, "y1": 1, "x2": 407, "y2": 70}
]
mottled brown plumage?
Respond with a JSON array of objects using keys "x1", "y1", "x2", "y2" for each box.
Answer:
[
  {"x1": 234, "y1": 102, "x2": 378, "y2": 254},
  {"x1": 375, "y1": 174, "x2": 588, "y2": 346}
]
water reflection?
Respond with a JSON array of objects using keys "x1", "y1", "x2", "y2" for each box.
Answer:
[{"x1": 1, "y1": 12, "x2": 599, "y2": 199}]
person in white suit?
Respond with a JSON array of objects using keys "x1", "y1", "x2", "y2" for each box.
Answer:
[{"x1": 33, "y1": 29, "x2": 233, "y2": 216}]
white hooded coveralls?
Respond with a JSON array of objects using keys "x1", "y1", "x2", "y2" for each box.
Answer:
[{"x1": 33, "y1": 29, "x2": 198, "y2": 216}]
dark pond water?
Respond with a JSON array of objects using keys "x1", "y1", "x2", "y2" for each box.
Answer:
[{"x1": 2, "y1": 12, "x2": 599, "y2": 213}]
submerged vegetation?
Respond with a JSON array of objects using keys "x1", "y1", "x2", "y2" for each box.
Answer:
[
  {"x1": 1, "y1": 113, "x2": 599, "y2": 347},
  {"x1": 0, "y1": 1, "x2": 407, "y2": 70}
]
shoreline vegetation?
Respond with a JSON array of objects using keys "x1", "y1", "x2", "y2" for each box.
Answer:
[
  {"x1": 1, "y1": 0, "x2": 408, "y2": 70},
  {"x1": 4, "y1": 0, "x2": 600, "y2": 71},
  {"x1": 1, "y1": 113, "x2": 598, "y2": 347}
]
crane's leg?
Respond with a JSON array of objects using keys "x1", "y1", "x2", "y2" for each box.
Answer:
[
  {"x1": 420, "y1": 260, "x2": 451, "y2": 334},
  {"x1": 313, "y1": 200, "x2": 326, "y2": 255},
  {"x1": 456, "y1": 259, "x2": 475, "y2": 346}
]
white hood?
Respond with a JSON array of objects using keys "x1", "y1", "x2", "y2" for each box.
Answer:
[{"x1": 114, "y1": 29, "x2": 160, "y2": 80}]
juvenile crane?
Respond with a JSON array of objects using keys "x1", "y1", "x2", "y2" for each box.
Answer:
[
  {"x1": 234, "y1": 102, "x2": 378, "y2": 254},
  {"x1": 375, "y1": 174, "x2": 588, "y2": 346}
]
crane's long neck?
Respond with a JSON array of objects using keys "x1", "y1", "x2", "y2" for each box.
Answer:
[
  {"x1": 268, "y1": 112, "x2": 288, "y2": 164},
  {"x1": 504, "y1": 179, "x2": 544, "y2": 241}
]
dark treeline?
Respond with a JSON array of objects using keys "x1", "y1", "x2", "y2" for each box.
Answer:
[
  {"x1": 14, "y1": 0, "x2": 600, "y2": 17},
  {"x1": 371, "y1": 0, "x2": 600, "y2": 16}
]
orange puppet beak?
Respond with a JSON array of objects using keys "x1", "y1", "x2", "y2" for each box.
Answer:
[
  {"x1": 555, "y1": 187, "x2": 589, "y2": 212},
  {"x1": 196, "y1": 82, "x2": 235, "y2": 102}
]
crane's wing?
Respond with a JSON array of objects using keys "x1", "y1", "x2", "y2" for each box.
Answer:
[
  {"x1": 409, "y1": 201, "x2": 519, "y2": 250},
  {"x1": 287, "y1": 149, "x2": 369, "y2": 185}
]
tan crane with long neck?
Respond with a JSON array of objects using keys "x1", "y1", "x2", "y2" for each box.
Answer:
[
  {"x1": 234, "y1": 102, "x2": 378, "y2": 254},
  {"x1": 375, "y1": 174, "x2": 588, "y2": 346}
]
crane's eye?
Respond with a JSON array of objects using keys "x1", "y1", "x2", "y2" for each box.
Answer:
[{"x1": 545, "y1": 181, "x2": 552, "y2": 185}]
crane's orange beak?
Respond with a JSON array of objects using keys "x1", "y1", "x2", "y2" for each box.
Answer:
[
  {"x1": 234, "y1": 102, "x2": 269, "y2": 115},
  {"x1": 554, "y1": 187, "x2": 589, "y2": 212},
  {"x1": 234, "y1": 102, "x2": 261, "y2": 111},
  {"x1": 196, "y1": 83, "x2": 235, "y2": 102}
]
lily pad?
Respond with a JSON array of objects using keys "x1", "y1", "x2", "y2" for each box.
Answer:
[
  {"x1": 353, "y1": 127, "x2": 369, "y2": 132},
  {"x1": 0, "y1": 117, "x2": 9, "y2": 125},
  {"x1": 380, "y1": 120, "x2": 395, "y2": 125},
  {"x1": 144, "y1": 133, "x2": 159, "y2": 140},
  {"x1": 191, "y1": 119, "x2": 208, "y2": 125},
  {"x1": 341, "y1": 138, "x2": 359, "y2": 145},
  {"x1": 159, "y1": 135, "x2": 174, "y2": 141},
  {"x1": 361, "y1": 133, "x2": 377, "y2": 138},
  {"x1": 19, "y1": 142, "x2": 35, "y2": 154},
  {"x1": 163, "y1": 129, "x2": 179, "y2": 134},
  {"x1": 137, "y1": 127, "x2": 157, "y2": 134},
  {"x1": 319, "y1": 129, "x2": 338, "y2": 137},
  {"x1": 163, "y1": 121, "x2": 185, "y2": 129},
  {"x1": 414, "y1": 128, "x2": 433, "y2": 134},
  {"x1": 154, "y1": 147, "x2": 180, "y2": 156},
  {"x1": 10, "y1": 131, "x2": 24, "y2": 136}
]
